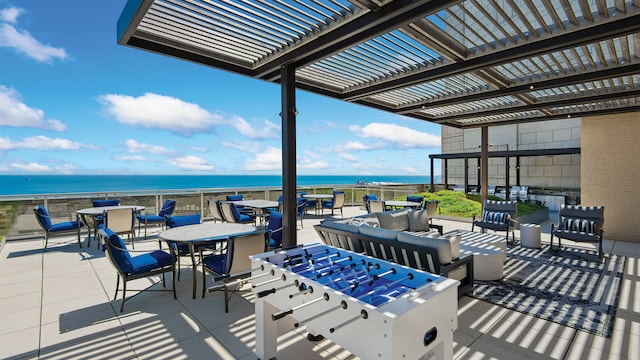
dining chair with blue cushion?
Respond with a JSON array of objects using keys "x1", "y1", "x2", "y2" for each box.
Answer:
[
  {"x1": 406, "y1": 195, "x2": 424, "y2": 209},
  {"x1": 266, "y1": 211, "x2": 283, "y2": 249},
  {"x1": 165, "y1": 213, "x2": 202, "y2": 279},
  {"x1": 296, "y1": 198, "x2": 307, "y2": 229},
  {"x1": 137, "y1": 199, "x2": 176, "y2": 239},
  {"x1": 99, "y1": 228, "x2": 176, "y2": 312},
  {"x1": 100, "y1": 207, "x2": 136, "y2": 249},
  {"x1": 200, "y1": 230, "x2": 269, "y2": 311},
  {"x1": 322, "y1": 191, "x2": 346, "y2": 217},
  {"x1": 220, "y1": 201, "x2": 256, "y2": 224},
  {"x1": 33, "y1": 206, "x2": 84, "y2": 248},
  {"x1": 92, "y1": 199, "x2": 120, "y2": 207}
]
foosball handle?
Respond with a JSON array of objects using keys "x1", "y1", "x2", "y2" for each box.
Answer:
[
  {"x1": 256, "y1": 288, "x2": 276, "y2": 298},
  {"x1": 272, "y1": 309, "x2": 293, "y2": 321}
]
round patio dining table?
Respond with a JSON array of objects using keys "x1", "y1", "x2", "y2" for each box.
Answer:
[{"x1": 158, "y1": 222, "x2": 257, "y2": 299}]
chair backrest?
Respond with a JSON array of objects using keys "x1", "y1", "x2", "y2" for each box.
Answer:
[
  {"x1": 483, "y1": 200, "x2": 517, "y2": 219},
  {"x1": 425, "y1": 200, "x2": 439, "y2": 220},
  {"x1": 226, "y1": 194, "x2": 244, "y2": 202},
  {"x1": 226, "y1": 231, "x2": 268, "y2": 277},
  {"x1": 267, "y1": 211, "x2": 283, "y2": 247},
  {"x1": 104, "y1": 208, "x2": 135, "y2": 235},
  {"x1": 33, "y1": 206, "x2": 52, "y2": 231},
  {"x1": 558, "y1": 205, "x2": 604, "y2": 233},
  {"x1": 220, "y1": 202, "x2": 240, "y2": 223},
  {"x1": 368, "y1": 200, "x2": 385, "y2": 213},
  {"x1": 487, "y1": 185, "x2": 496, "y2": 195},
  {"x1": 158, "y1": 200, "x2": 176, "y2": 217},
  {"x1": 104, "y1": 230, "x2": 134, "y2": 274},
  {"x1": 296, "y1": 198, "x2": 307, "y2": 216},
  {"x1": 166, "y1": 213, "x2": 201, "y2": 228},
  {"x1": 406, "y1": 195, "x2": 423, "y2": 203},
  {"x1": 93, "y1": 199, "x2": 120, "y2": 207},
  {"x1": 208, "y1": 199, "x2": 225, "y2": 222},
  {"x1": 332, "y1": 192, "x2": 346, "y2": 209}
]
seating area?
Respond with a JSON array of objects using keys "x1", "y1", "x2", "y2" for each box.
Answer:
[{"x1": 4, "y1": 204, "x2": 638, "y2": 359}]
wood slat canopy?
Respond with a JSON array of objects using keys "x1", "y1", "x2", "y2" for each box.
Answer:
[{"x1": 118, "y1": 0, "x2": 640, "y2": 128}]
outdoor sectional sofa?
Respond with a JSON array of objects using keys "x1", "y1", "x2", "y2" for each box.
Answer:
[{"x1": 313, "y1": 209, "x2": 474, "y2": 297}]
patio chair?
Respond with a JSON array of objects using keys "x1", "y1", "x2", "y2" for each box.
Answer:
[
  {"x1": 99, "y1": 228, "x2": 176, "y2": 312},
  {"x1": 165, "y1": 213, "x2": 202, "y2": 280},
  {"x1": 406, "y1": 195, "x2": 424, "y2": 209},
  {"x1": 472, "y1": 200, "x2": 518, "y2": 243},
  {"x1": 102, "y1": 207, "x2": 136, "y2": 248},
  {"x1": 509, "y1": 186, "x2": 521, "y2": 201},
  {"x1": 296, "y1": 198, "x2": 307, "y2": 229},
  {"x1": 322, "y1": 191, "x2": 346, "y2": 217},
  {"x1": 551, "y1": 205, "x2": 605, "y2": 258},
  {"x1": 487, "y1": 185, "x2": 496, "y2": 196},
  {"x1": 220, "y1": 201, "x2": 256, "y2": 224},
  {"x1": 208, "y1": 199, "x2": 225, "y2": 222},
  {"x1": 136, "y1": 199, "x2": 176, "y2": 239},
  {"x1": 33, "y1": 205, "x2": 84, "y2": 248},
  {"x1": 266, "y1": 211, "x2": 283, "y2": 249},
  {"x1": 201, "y1": 230, "x2": 269, "y2": 312},
  {"x1": 226, "y1": 194, "x2": 252, "y2": 215},
  {"x1": 424, "y1": 200, "x2": 439, "y2": 224},
  {"x1": 363, "y1": 194, "x2": 377, "y2": 213},
  {"x1": 368, "y1": 200, "x2": 385, "y2": 213},
  {"x1": 92, "y1": 199, "x2": 120, "y2": 207}
]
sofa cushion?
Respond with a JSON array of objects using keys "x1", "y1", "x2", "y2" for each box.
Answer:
[
  {"x1": 377, "y1": 209, "x2": 410, "y2": 231},
  {"x1": 443, "y1": 234, "x2": 461, "y2": 260},
  {"x1": 359, "y1": 224, "x2": 398, "y2": 241},
  {"x1": 397, "y1": 232, "x2": 454, "y2": 264},
  {"x1": 322, "y1": 219, "x2": 361, "y2": 234},
  {"x1": 408, "y1": 209, "x2": 431, "y2": 231}
]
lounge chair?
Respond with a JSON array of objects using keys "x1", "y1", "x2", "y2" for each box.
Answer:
[
  {"x1": 551, "y1": 205, "x2": 604, "y2": 258},
  {"x1": 472, "y1": 200, "x2": 518, "y2": 243}
]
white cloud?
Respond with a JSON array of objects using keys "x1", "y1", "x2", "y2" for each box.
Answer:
[
  {"x1": 0, "y1": 7, "x2": 22, "y2": 23},
  {"x1": 325, "y1": 121, "x2": 336, "y2": 128},
  {"x1": 231, "y1": 116, "x2": 280, "y2": 140},
  {"x1": 243, "y1": 147, "x2": 281, "y2": 171},
  {"x1": 167, "y1": 155, "x2": 214, "y2": 171},
  {"x1": 55, "y1": 163, "x2": 81, "y2": 174},
  {"x1": 349, "y1": 123, "x2": 440, "y2": 148},
  {"x1": 0, "y1": 136, "x2": 97, "y2": 151},
  {"x1": 0, "y1": 21, "x2": 68, "y2": 63},
  {"x1": 10, "y1": 161, "x2": 51, "y2": 172},
  {"x1": 125, "y1": 139, "x2": 175, "y2": 155},
  {"x1": 99, "y1": 93, "x2": 226, "y2": 136},
  {"x1": 221, "y1": 140, "x2": 262, "y2": 153},
  {"x1": 325, "y1": 140, "x2": 384, "y2": 153},
  {"x1": 398, "y1": 165, "x2": 421, "y2": 175},
  {"x1": 114, "y1": 155, "x2": 149, "y2": 162},
  {"x1": 338, "y1": 153, "x2": 358, "y2": 162},
  {"x1": 0, "y1": 86, "x2": 67, "y2": 131},
  {"x1": 298, "y1": 159, "x2": 330, "y2": 169}
]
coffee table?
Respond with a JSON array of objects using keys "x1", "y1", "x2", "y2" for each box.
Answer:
[{"x1": 445, "y1": 230, "x2": 507, "y2": 281}]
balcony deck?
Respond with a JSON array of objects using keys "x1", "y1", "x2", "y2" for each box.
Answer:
[{"x1": 1, "y1": 206, "x2": 638, "y2": 359}]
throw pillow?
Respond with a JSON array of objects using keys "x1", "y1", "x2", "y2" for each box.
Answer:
[
  {"x1": 377, "y1": 209, "x2": 411, "y2": 230},
  {"x1": 408, "y1": 209, "x2": 431, "y2": 232}
]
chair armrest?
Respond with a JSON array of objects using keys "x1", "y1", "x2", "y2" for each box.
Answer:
[{"x1": 430, "y1": 224, "x2": 444, "y2": 235}]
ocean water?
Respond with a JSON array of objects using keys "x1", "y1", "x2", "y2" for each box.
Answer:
[{"x1": 0, "y1": 175, "x2": 432, "y2": 196}]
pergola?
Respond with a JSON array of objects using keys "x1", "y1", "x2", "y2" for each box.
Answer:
[{"x1": 117, "y1": 0, "x2": 640, "y2": 247}]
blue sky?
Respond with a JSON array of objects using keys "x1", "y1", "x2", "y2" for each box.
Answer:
[{"x1": 0, "y1": 0, "x2": 442, "y2": 176}]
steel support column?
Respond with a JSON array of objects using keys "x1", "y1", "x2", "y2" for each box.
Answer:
[
  {"x1": 430, "y1": 157, "x2": 434, "y2": 192},
  {"x1": 480, "y1": 127, "x2": 489, "y2": 206},
  {"x1": 464, "y1": 157, "x2": 469, "y2": 193},
  {"x1": 281, "y1": 65, "x2": 297, "y2": 248}
]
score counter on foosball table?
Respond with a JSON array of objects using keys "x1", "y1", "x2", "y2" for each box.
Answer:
[{"x1": 250, "y1": 243, "x2": 460, "y2": 360}]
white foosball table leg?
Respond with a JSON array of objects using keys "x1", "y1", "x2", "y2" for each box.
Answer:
[{"x1": 255, "y1": 298, "x2": 278, "y2": 360}]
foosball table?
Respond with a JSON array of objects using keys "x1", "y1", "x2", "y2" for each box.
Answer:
[{"x1": 250, "y1": 244, "x2": 459, "y2": 360}]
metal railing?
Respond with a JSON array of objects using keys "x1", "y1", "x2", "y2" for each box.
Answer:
[{"x1": 0, "y1": 183, "x2": 426, "y2": 239}]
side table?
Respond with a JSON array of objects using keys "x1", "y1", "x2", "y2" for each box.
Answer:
[{"x1": 520, "y1": 223, "x2": 542, "y2": 248}]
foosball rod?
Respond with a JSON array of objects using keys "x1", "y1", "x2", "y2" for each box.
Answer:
[
  {"x1": 356, "y1": 273, "x2": 415, "y2": 300},
  {"x1": 294, "y1": 300, "x2": 348, "y2": 328},
  {"x1": 252, "y1": 273, "x2": 286, "y2": 288},
  {"x1": 271, "y1": 293, "x2": 330, "y2": 321},
  {"x1": 329, "y1": 310, "x2": 368, "y2": 333},
  {"x1": 290, "y1": 255, "x2": 352, "y2": 274}
]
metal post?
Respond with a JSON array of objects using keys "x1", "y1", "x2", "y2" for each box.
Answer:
[
  {"x1": 430, "y1": 157, "x2": 434, "y2": 192},
  {"x1": 463, "y1": 157, "x2": 469, "y2": 193},
  {"x1": 281, "y1": 64, "x2": 297, "y2": 248},
  {"x1": 480, "y1": 127, "x2": 489, "y2": 205},
  {"x1": 444, "y1": 159, "x2": 449, "y2": 190}
]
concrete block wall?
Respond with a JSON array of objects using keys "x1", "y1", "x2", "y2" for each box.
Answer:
[
  {"x1": 441, "y1": 119, "x2": 581, "y2": 189},
  {"x1": 581, "y1": 113, "x2": 640, "y2": 243}
]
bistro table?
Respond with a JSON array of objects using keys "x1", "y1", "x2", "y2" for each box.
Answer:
[
  {"x1": 231, "y1": 199, "x2": 280, "y2": 226},
  {"x1": 158, "y1": 223, "x2": 257, "y2": 299},
  {"x1": 76, "y1": 205, "x2": 145, "y2": 247},
  {"x1": 302, "y1": 194, "x2": 334, "y2": 213},
  {"x1": 384, "y1": 200, "x2": 421, "y2": 209}
]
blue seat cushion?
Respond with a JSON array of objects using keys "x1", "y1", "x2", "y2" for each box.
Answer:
[
  {"x1": 238, "y1": 213, "x2": 255, "y2": 222},
  {"x1": 138, "y1": 214, "x2": 165, "y2": 223},
  {"x1": 50, "y1": 221, "x2": 81, "y2": 233},
  {"x1": 166, "y1": 214, "x2": 200, "y2": 227},
  {"x1": 226, "y1": 195, "x2": 244, "y2": 201},
  {"x1": 108, "y1": 234, "x2": 135, "y2": 273},
  {"x1": 322, "y1": 201, "x2": 335, "y2": 208},
  {"x1": 129, "y1": 250, "x2": 173, "y2": 275},
  {"x1": 406, "y1": 196, "x2": 423, "y2": 203},
  {"x1": 203, "y1": 253, "x2": 227, "y2": 275},
  {"x1": 93, "y1": 199, "x2": 120, "y2": 207}
]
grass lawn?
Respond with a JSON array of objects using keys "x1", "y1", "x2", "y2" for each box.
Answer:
[{"x1": 408, "y1": 190, "x2": 546, "y2": 219}]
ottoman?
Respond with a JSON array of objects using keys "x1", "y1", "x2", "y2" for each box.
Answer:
[{"x1": 520, "y1": 223, "x2": 542, "y2": 249}]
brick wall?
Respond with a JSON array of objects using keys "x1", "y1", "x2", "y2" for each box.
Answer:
[{"x1": 581, "y1": 112, "x2": 640, "y2": 243}]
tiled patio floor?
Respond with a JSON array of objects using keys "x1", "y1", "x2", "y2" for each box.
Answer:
[{"x1": 1, "y1": 207, "x2": 638, "y2": 359}]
